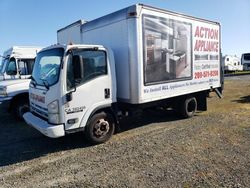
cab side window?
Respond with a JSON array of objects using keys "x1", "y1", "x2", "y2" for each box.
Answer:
[
  {"x1": 81, "y1": 51, "x2": 107, "y2": 83},
  {"x1": 18, "y1": 61, "x2": 27, "y2": 75},
  {"x1": 18, "y1": 59, "x2": 35, "y2": 75},
  {"x1": 66, "y1": 50, "x2": 107, "y2": 90},
  {"x1": 66, "y1": 54, "x2": 74, "y2": 91}
]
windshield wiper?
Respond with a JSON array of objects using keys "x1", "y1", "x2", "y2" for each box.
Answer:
[
  {"x1": 30, "y1": 75, "x2": 37, "y2": 87},
  {"x1": 40, "y1": 79, "x2": 50, "y2": 90}
]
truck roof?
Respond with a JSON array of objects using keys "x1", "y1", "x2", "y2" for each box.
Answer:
[
  {"x1": 138, "y1": 4, "x2": 220, "y2": 25},
  {"x1": 57, "y1": 20, "x2": 87, "y2": 33},
  {"x1": 3, "y1": 46, "x2": 43, "y2": 59},
  {"x1": 81, "y1": 4, "x2": 220, "y2": 33},
  {"x1": 39, "y1": 44, "x2": 106, "y2": 53}
]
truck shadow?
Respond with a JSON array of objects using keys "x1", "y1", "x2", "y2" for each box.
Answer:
[
  {"x1": 118, "y1": 108, "x2": 181, "y2": 132},
  {"x1": 0, "y1": 108, "x2": 183, "y2": 167},
  {"x1": 232, "y1": 95, "x2": 250, "y2": 104}
]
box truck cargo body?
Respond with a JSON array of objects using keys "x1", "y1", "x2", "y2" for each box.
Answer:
[
  {"x1": 58, "y1": 4, "x2": 222, "y2": 104},
  {"x1": 57, "y1": 20, "x2": 86, "y2": 45},
  {"x1": 24, "y1": 4, "x2": 223, "y2": 144}
]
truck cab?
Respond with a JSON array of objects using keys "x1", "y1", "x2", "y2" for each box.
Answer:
[
  {"x1": 0, "y1": 46, "x2": 42, "y2": 119},
  {"x1": 242, "y1": 53, "x2": 250, "y2": 71},
  {"x1": 24, "y1": 44, "x2": 117, "y2": 143},
  {"x1": 0, "y1": 46, "x2": 42, "y2": 80},
  {"x1": 0, "y1": 56, "x2": 33, "y2": 80}
]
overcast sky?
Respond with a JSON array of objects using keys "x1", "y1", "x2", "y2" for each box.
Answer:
[{"x1": 0, "y1": 0, "x2": 249, "y2": 58}]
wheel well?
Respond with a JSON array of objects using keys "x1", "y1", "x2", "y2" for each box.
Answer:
[
  {"x1": 194, "y1": 91, "x2": 208, "y2": 111},
  {"x1": 92, "y1": 107, "x2": 117, "y2": 122},
  {"x1": 88, "y1": 105, "x2": 119, "y2": 129},
  {"x1": 9, "y1": 92, "x2": 29, "y2": 112},
  {"x1": 172, "y1": 91, "x2": 208, "y2": 112}
]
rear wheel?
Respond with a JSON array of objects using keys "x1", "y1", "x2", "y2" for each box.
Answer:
[
  {"x1": 180, "y1": 97, "x2": 197, "y2": 118},
  {"x1": 85, "y1": 112, "x2": 115, "y2": 144}
]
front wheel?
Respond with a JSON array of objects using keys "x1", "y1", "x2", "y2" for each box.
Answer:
[{"x1": 85, "y1": 112, "x2": 115, "y2": 144}]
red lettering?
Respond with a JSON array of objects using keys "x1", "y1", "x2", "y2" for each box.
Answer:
[
  {"x1": 200, "y1": 27, "x2": 204, "y2": 38},
  {"x1": 194, "y1": 26, "x2": 200, "y2": 37},
  {"x1": 194, "y1": 26, "x2": 219, "y2": 40},
  {"x1": 194, "y1": 40, "x2": 219, "y2": 52}
]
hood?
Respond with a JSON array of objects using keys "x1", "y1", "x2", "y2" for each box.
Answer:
[{"x1": 0, "y1": 79, "x2": 30, "y2": 87}]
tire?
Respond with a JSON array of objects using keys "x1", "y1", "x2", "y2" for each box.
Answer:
[
  {"x1": 13, "y1": 99, "x2": 29, "y2": 120},
  {"x1": 85, "y1": 112, "x2": 115, "y2": 144},
  {"x1": 180, "y1": 97, "x2": 197, "y2": 118}
]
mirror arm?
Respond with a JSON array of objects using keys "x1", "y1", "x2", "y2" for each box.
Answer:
[
  {"x1": 73, "y1": 85, "x2": 76, "y2": 92},
  {"x1": 66, "y1": 85, "x2": 76, "y2": 102}
]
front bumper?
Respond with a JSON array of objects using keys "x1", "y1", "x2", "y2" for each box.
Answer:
[{"x1": 23, "y1": 112, "x2": 65, "y2": 138}]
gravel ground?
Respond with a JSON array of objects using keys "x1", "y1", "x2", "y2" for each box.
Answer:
[{"x1": 0, "y1": 75, "x2": 249, "y2": 187}]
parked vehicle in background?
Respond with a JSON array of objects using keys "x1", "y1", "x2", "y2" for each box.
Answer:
[
  {"x1": 0, "y1": 46, "x2": 42, "y2": 119},
  {"x1": 222, "y1": 55, "x2": 242, "y2": 72},
  {"x1": 241, "y1": 53, "x2": 250, "y2": 71},
  {"x1": 24, "y1": 4, "x2": 223, "y2": 144},
  {"x1": 0, "y1": 46, "x2": 42, "y2": 80}
]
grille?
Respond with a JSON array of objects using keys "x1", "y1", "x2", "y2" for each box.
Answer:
[{"x1": 30, "y1": 102, "x2": 48, "y2": 119}]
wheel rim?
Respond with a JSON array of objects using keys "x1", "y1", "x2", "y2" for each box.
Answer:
[{"x1": 93, "y1": 118, "x2": 110, "y2": 138}]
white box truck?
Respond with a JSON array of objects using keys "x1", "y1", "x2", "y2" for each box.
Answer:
[
  {"x1": 24, "y1": 4, "x2": 223, "y2": 144},
  {"x1": 0, "y1": 46, "x2": 42, "y2": 119}
]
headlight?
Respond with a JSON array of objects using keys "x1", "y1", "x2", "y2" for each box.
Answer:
[
  {"x1": 48, "y1": 100, "x2": 59, "y2": 114},
  {"x1": 48, "y1": 100, "x2": 60, "y2": 124},
  {"x1": 0, "y1": 86, "x2": 7, "y2": 96}
]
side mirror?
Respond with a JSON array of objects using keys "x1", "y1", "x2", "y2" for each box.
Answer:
[{"x1": 72, "y1": 55, "x2": 83, "y2": 83}]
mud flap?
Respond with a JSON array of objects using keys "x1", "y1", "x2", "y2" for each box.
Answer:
[{"x1": 214, "y1": 88, "x2": 223, "y2": 99}]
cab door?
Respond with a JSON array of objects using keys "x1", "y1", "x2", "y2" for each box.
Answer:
[
  {"x1": 18, "y1": 59, "x2": 35, "y2": 79},
  {"x1": 64, "y1": 48, "x2": 112, "y2": 130}
]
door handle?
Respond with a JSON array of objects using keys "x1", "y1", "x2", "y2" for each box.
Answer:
[{"x1": 104, "y1": 88, "x2": 110, "y2": 99}]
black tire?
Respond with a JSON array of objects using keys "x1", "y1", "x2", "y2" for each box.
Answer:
[
  {"x1": 85, "y1": 112, "x2": 115, "y2": 144},
  {"x1": 180, "y1": 97, "x2": 197, "y2": 118},
  {"x1": 13, "y1": 99, "x2": 29, "y2": 120}
]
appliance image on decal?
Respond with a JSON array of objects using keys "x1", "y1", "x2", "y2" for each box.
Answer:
[{"x1": 143, "y1": 14, "x2": 192, "y2": 84}]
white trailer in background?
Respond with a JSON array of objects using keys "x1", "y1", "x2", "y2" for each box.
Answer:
[
  {"x1": 222, "y1": 55, "x2": 242, "y2": 72},
  {"x1": 0, "y1": 46, "x2": 42, "y2": 119},
  {"x1": 24, "y1": 4, "x2": 223, "y2": 144}
]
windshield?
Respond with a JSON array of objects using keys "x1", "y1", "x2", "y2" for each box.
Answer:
[
  {"x1": 243, "y1": 53, "x2": 250, "y2": 61},
  {"x1": 0, "y1": 57, "x2": 8, "y2": 74},
  {"x1": 32, "y1": 48, "x2": 64, "y2": 87}
]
